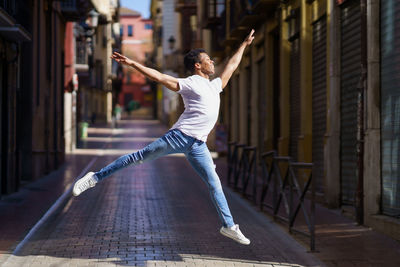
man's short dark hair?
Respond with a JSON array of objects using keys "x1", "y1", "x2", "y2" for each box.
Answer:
[{"x1": 184, "y1": 48, "x2": 206, "y2": 73}]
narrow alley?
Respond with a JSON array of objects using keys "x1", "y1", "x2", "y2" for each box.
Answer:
[{"x1": 1, "y1": 120, "x2": 321, "y2": 267}]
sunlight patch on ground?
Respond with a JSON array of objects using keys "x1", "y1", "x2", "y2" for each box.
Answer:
[
  {"x1": 2, "y1": 254, "x2": 305, "y2": 267},
  {"x1": 146, "y1": 254, "x2": 306, "y2": 266},
  {"x1": 117, "y1": 119, "x2": 160, "y2": 125},
  {"x1": 84, "y1": 136, "x2": 158, "y2": 142},
  {"x1": 86, "y1": 127, "x2": 149, "y2": 135},
  {"x1": 68, "y1": 149, "x2": 219, "y2": 158}
]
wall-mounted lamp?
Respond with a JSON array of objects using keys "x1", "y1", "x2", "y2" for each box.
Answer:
[
  {"x1": 88, "y1": 9, "x2": 99, "y2": 28},
  {"x1": 168, "y1": 35, "x2": 176, "y2": 51}
]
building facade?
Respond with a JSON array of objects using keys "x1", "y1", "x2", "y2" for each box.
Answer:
[
  {"x1": 0, "y1": 0, "x2": 66, "y2": 195},
  {"x1": 63, "y1": 0, "x2": 121, "y2": 150},
  {"x1": 195, "y1": 0, "x2": 400, "y2": 241},
  {"x1": 119, "y1": 7, "x2": 153, "y2": 112},
  {"x1": 75, "y1": 0, "x2": 120, "y2": 127},
  {"x1": 0, "y1": 0, "x2": 122, "y2": 196},
  {"x1": 150, "y1": 0, "x2": 182, "y2": 126}
]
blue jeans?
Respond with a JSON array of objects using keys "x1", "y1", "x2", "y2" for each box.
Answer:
[{"x1": 95, "y1": 129, "x2": 235, "y2": 228}]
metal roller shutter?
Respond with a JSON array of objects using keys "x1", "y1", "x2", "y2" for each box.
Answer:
[
  {"x1": 246, "y1": 66, "x2": 252, "y2": 145},
  {"x1": 312, "y1": 15, "x2": 327, "y2": 194},
  {"x1": 340, "y1": 0, "x2": 361, "y2": 205},
  {"x1": 289, "y1": 38, "x2": 301, "y2": 161},
  {"x1": 273, "y1": 31, "x2": 280, "y2": 150},
  {"x1": 258, "y1": 58, "x2": 266, "y2": 151},
  {"x1": 381, "y1": 0, "x2": 400, "y2": 217}
]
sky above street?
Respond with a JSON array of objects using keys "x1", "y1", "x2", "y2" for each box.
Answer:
[{"x1": 120, "y1": 0, "x2": 151, "y2": 19}]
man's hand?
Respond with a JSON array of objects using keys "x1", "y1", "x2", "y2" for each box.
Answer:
[
  {"x1": 111, "y1": 52, "x2": 134, "y2": 66},
  {"x1": 244, "y1": 29, "x2": 255, "y2": 46}
]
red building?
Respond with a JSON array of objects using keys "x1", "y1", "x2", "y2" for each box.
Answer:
[{"x1": 119, "y1": 7, "x2": 153, "y2": 108}]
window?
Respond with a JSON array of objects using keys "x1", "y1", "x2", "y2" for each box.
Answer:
[
  {"x1": 205, "y1": 0, "x2": 225, "y2": 18},
  {"x1": 120, "y1": 25, "x2": 123, "y2": 36},
  {"x1": 128, "y1": 25, "x2": 133, "y2": 36},
  {"x1": 145, "y1": 23, "x2": 152, "y2": 30},
  {"x1": 75, "y1": 40, "x2": 87, "y2": 64}
]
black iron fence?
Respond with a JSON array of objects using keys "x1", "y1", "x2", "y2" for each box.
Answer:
[{"x1": 227, "y1": 143, "x2": 316, "y2": 251}]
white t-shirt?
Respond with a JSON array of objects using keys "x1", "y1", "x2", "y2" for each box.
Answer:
[{"x1": 171, "y1": 75, "x2": 223, "y2": 142}]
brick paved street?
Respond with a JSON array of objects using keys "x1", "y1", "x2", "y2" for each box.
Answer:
[{"x1": 1, "y1": 120, "x2": 322, "y2": 267}]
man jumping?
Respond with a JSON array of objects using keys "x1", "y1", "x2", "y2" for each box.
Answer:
[{"x1": 73, "y1": 29, "x2": 255, "y2": 245}]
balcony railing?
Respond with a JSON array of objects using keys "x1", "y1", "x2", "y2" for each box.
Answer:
[
  {"x1": 61, "y1": 0, "x2": 91, "y2": 21},
  {"x1": 175, "y1": 0, "x2": 196, "y2": 5},
  {"x1": 251, "y1": 0, "x2": 279, "y2": 13},
  {"x1": 229, "y1": 0, "x2": 278, "y2": 39},
  {"x1": 175, "y1": 0, "x2": 196, "y2": 11},
  {"x1": 0, "y1": 0, "x2": 16, "y2": 16},
  {"x1": 202, "y1": 0, "x2": 225, "y2": 29}
]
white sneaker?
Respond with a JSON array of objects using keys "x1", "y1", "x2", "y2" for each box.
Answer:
[
  {"x1": 220, "y1": 224, "x2": 250, "y2": 245},
  {"x1": 73, "y1": 172, "x2": 98, "y2": 196}
]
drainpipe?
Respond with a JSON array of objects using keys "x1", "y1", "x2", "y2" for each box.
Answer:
[
  {"x1": 356, "y1": 0, "x2": 367, "y2": 225},
  {"x1": 36, "y1": 0, "x2": 40, "y2": 107},
  {"x1": 53, "y1": 3, "x2": 58, "y2": 168}
]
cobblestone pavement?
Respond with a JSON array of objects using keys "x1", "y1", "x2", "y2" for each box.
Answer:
[{"x1": 1, "y1": 120, "x2": 323, "y2": 267}]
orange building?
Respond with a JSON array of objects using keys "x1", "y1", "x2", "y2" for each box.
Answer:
[{"x1": 119, "y1": 7, "x2": 153, "y2": 108}]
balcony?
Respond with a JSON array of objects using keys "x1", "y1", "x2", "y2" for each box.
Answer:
[
  {"x1": 202, "y1": 0, "x2": 225, "y2": 29},
  {"x1": 61, "y1": 0, "x2": 92, "y2": 21},
  {"x1": 229, "y1": 0, "x2": 278, "y2": 39},
  {"x1": 175, "y1": 0, "x2": 196, "y2": 12},
  {"x1": 251, "y1": 0, "x2": 278, "y2": 15}
]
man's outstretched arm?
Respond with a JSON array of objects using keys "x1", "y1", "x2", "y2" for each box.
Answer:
[
  {"x1": 220, "y1": 29, "x2": 255, "y2": 89},
  {"x1": 111, "y1": 52, "x2": 179, "y2": 92}
]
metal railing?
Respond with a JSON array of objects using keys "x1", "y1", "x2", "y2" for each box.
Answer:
[
  {"x1": 60, "y1": 0, "x2": 77, "y2": 11},
  {"x1": 259, "y1": 151, "x2": 315, "y2": 251},
  {"x1": 228, "y1": 142, "x2": 257, "y2": 203},
  {"x1": 228, "y1": 145, "x2": 316, "y2": 251}
]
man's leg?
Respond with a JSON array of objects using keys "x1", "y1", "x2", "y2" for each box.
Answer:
[
  {"x1": 185, "y1": 141, "x2": 234, "y2": 227},
  {"x1": 185, "y1": 141, "x2": 250, "y2": 245},
  {"x1": 73, "y1": 130, "x2": 180, "y2": 196},
  {"x1": 96, "y1": 137, "x2": 172, "y2": 181}
]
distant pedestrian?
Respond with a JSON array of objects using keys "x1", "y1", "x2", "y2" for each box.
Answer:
[
  {"x1": 114, "y1": 103, "x2": 122, "y2": 121},
  {"x1": 73, "y1": 30, "x2": 255, "y2": 245},
  {"x1": 113, "y1": 103, "x2": 122, "y2": 127}
]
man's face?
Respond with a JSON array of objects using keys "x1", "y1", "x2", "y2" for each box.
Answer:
[{"x1": 197, "y1": 53, "x2": 215, "y2": 75}]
